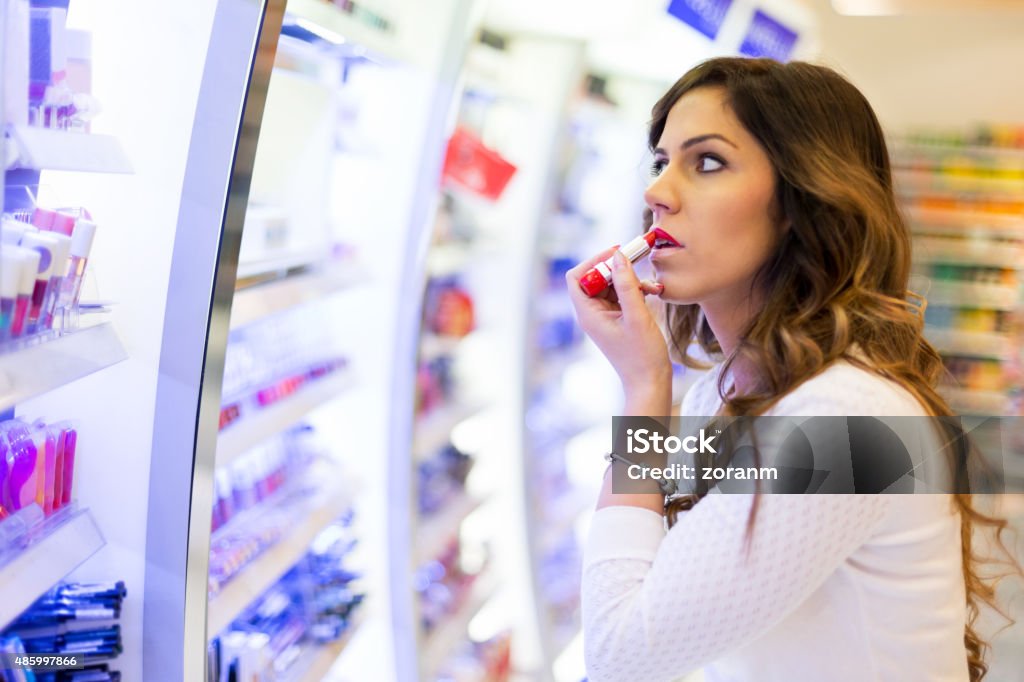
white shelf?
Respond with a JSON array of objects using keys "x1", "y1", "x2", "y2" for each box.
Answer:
[
  {"x1": 420, "y1": 569, "x2": 498, "y2": 680},
  {"x1": 416, "y1": 493, "x2": 482, "y2": 565},
  {"x1": 530, "y1": 345, "x2": 588, "y2": 387},
  {"x1": 419, "y1": 333, "x2": 466, "y2": 362},
  {"x1": 0, "y1": 508, "x2": 105, "y2": 629},
  {"x1": 286, "y1": 0, "x2": 404, "y2": 61},
  {"x1": 941, "y1": 387, "x2": 1009, "y2": 416},
  {"x1": 207, "y1": 487, "x2": 354, "y2": 636},
  {"x1": 217, "y1": 370, "x2": 357, "y2": 465},
  {"x1": 0, "y1": 323, "x2": 129, "y2": 411},
  {"x1": 230, "y1": 265, "x2": 366, "y2": 330},
  {"x1": 6, "y1": 125, "x2": 132, "y2": 173},
  {"x1": 925, "y1": 327, "x2": 1015, "y2": 359},
  {"x1": 413, "y1": 402, "x2": 484, "y2": 460},
  {"x1": 236, "y1": 248, "x2": 329, "y2": 280},
  {"x1": 925, "y1": 281, "x2": 1020, "y2": 311}
]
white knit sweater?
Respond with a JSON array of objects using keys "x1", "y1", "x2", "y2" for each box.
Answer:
[{"x1": 581, "y1": 361, "x2": 968, "y2": 681}]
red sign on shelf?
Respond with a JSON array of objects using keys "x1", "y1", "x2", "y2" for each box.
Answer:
[{"x1": 441, "y1": 127, "x2": 517, "y2": 200}]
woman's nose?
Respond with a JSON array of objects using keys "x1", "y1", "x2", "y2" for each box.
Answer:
[{"x1": 644, "y1": 175, "x2": 678, "y2": 217}]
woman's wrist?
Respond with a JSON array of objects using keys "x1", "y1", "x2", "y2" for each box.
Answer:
[{"x1": 622, "y1": 371, "x2": 673, "y2": 417}]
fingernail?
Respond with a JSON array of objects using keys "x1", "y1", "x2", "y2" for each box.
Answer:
[{"x1": 612, "y1": 250, "x2": 626, "y2": 269}]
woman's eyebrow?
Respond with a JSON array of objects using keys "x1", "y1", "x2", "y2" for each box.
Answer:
[{"x1": 654, "y1": 133, "x2": 739, "y2": 155}]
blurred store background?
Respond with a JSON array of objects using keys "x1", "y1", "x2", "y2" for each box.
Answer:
[{"x1": 0, "y1": 0, "x2": 1022, "y2": 680}]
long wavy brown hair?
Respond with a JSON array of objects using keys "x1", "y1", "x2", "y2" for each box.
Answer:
[{"x1": 653, "y1": 57, "x2": 1016, "y2": 680}]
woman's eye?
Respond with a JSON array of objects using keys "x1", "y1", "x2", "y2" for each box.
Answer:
[
  {"x1": 650, "y1": 158, "x2": 668, "y2": 176},
  {"x1": 697, "y1": 154, "x2": 725, "y2": 172}
]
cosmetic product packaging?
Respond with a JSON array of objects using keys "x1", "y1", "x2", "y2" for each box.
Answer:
[
  {"x1": 11, "y1": 247, "x2": 42, "y2": 339},
  {"x1": 0, "y1": 503, "x2": 44, "y2": 552},
  {"x1": 1, "y1": 216, "x2": 37, "y2": 245},
  {"x1": 0, "y1": 252, "x2": 22, "y2": 342},
  {"x1": 4, "y1": 0, "x2": 30, "y2": 127},
  {"x1": 20, "y1": 231, "x2": 69, "y2": 334},
  {"x1": 28, "y1": 8, "x2": 68, "y2": 127},
  {"x1": 56, "y1": 219, "x2": 96, "y2": 317},
  {"x1": 579, "y1": 231, "x2": 657, "y2": 297},
  {"x1": 30, "y1": 208, "x2": 57, "y2": 231},
  {"x1": 48, "y1": 212, "x2": 77, "y2": 238}
]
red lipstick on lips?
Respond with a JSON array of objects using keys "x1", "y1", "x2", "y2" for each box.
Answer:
[
  {"x1": 652, "y1": 228, "x2": 681, "y2": 248},
  {"x1": 579, "y1": 230, "x2": 657, "y2": 297}
]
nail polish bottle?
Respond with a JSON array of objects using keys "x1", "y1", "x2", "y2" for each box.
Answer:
[{"x1": 11, "y1": 247, "x2": 41, "y2": 338}]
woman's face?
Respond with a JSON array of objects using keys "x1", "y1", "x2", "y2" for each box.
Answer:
[{"x1": 646, "y1": 86, "x2": 785, "y2": 310}]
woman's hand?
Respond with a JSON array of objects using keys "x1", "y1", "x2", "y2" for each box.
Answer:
[{"x1": 566, "y1": 246, "x2": 673, "y2": 403}]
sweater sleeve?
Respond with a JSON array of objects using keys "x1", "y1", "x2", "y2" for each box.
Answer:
[{"x1": 581, "y1": 494, "x2": 893, "y2": 682}]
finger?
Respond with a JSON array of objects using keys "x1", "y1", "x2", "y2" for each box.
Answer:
[
  {"x1": 609, "y1": 250, "x2": 647, "y2": 322},
  {"x1": 639, "y1": 279, "x2": 664, "y2": 297},
  {"x1": 565, "y1": 244, "x2": 619, "y2": 286}
]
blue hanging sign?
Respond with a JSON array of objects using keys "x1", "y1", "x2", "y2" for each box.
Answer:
[
  {"x1": 667, "y1": 0, "x2": 735, "y2": 40},
  {"x1": 739, "y1": 10, "x2": 799, "y2": 61}
]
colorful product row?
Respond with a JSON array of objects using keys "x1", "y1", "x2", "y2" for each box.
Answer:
[
  {"x1": 943, "y1": 357, "x2": 1005, "y2": 393},
  {"x1": 0, "y1": 419, "x2": 77, "y2": 521},
  {"x1": 0, "y1": 212, "x2": 97, "y2": 343},
  {"x1": 423, "y1": 276, "x2": 475, "y2": 338},
  {"x1": 322, "y1": 0, "x2": 394, "y2": 32},
  {"x1": 212, "y1": 425, "x2": 319, "y2": 532},
  {"x1": 907, "y1": 194, "x2": 1024, "y2": 215},
  {"x1": 416, "y1": 539, "x2": 485, "y2": 635},
  {"x1": 900, "y1": 125, "x2": 1024, "y2": 151},
  {"x1": 2, "y1": 3, "x2": 94, "y2": 132},
  {"x1": 209, "y1": 469, "x2": 349, "y2": 595},
  {"x1": 418, "y1": 443, "x2": 473, "y2": 517},
  {"x1": 415, "y1": 355, "x2": 457, "y2": 417},
  {"x1": 924, "y1": 306, "x2": 1013, "y2": 334},
  {"x1": 218, "y1": 357, "x2": 348, "y2": 430},
  {"x1": 924, "y1": 264, "x2": 1017, "y2": 288},
  {"x1": 0, "y1": 581, "x2": 125, "y2": 682},
  {"x1": 209, "y1": 517, "x2": 362, "y2": 681}
]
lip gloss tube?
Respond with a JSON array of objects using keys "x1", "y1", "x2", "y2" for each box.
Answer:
[
  {"x1": 0, "y1": 251, "x2": 21, "y2": 342},
  {"x1": 20, "y1": 231, "x2": 70, "y2": 333},
  {"x1": 10, "y1": 247, "x2": 41, "y2": 338},
  {"x1": 57, "y1": 218, "x2": 96, "y2": 311},
  {"x1": 578, "y1": 231, "x2": 657, "y2": 297}
]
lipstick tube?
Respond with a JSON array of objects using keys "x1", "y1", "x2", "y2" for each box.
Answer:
[
  {"x1": 10, "y1": 247, "x2": 41, "y2": 338},
  {"x1": 578, "y1": 231, "x2": 657, "y2": 297},
  {"x1": 21, "y1": 231, "x2": 70, "y2": 333},
  {"x1": 57, "y1": 218, "x2": 96, "y2": 313}
]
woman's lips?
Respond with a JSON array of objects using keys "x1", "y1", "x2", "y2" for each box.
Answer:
[{"x1": 652, "y1": 227, "x2": 682, "y2": 249}]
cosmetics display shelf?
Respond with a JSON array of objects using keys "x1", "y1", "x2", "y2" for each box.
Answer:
[
  {"x1": 415, "y1": 492, "x2": 483, "y2": 565},
  {"x1": 286, "y1": 610, "x2": 365, "y2": 682},
  {"x1": 236, "y1": 249, "x2": 334, "y2": 281},
  {"x1": 285, "y1": 0, "x2": 403, "y2": 62},
  {"x1": 420, "y1": 568, "x2": 498, "y2": 681},
  {"x1": 229, "y1": 263, "x2": 367, "y2": 331},
  {"x1": 925, "y1": 327, "x2": 1014, "y2": 360},
  {"x1": 892, "y1": 141, "x2": 1024, "y2": 162},
  {"x1": 5, "y1": 125, "x2": 133, "y2": 174},
  {"x1": 0, "y1": 507, "x2": 104, "y2": 629},
  {"x1": 412, "y1": 401, "x2": 485, "y2": 461},
  {"x1": 0, "y1": 322, "x2": 128, "y2": 412},
  {"x1": 940, "y1": 387, "x2": 1009, "y2": 416},
  {"x1": 912, "y1": 237, "x2": 1024, "y2": 270},
  {"x1": 903, "y1": 206, "x2": 1024, "y2": 237},
  {"x1": 216, "y1": 369, "x2": 358, "y2": 466},
  {"x1": 924, "y1": 281, "x2": 1019, "y2": 311},
  {"x1": 419, "y1": 332, "x2": 467, "y2": 362},
  {"x1": 529, "y1": 344, "x2": 588, "y2": 387},
  {"x1": 206, "y1": 486, "x2": 354, "y2": 637},
  {"x1": 894, "y1": 168, "x2": 1024, "y2": 196}
]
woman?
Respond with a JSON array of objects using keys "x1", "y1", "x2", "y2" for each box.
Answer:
[{"x1": 566, "y1": 57, "x2": 1010, "y2": 681}]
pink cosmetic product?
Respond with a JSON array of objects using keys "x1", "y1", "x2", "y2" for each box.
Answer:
[
  {"x1": 31, "y1": 207, "x2": 57, "y2": 231},
  {"x1": 48, "y1": 211, "x2": 77, "y2": 237},
  {"x1": 0, "y1": 251, "x2": 21, "y2": 341},
  {"x1": 60, "y1": 426, "x2": 76, "y2": 507},
  {"x1": 11, "y1": 247, "x2": 42, "y2": 338},
  {"x1": 57, "y1": 218, "x2": 96, "y2": 310},
  {"x1": 20, "y1": 231, "x2": 70, "y2": 333}
]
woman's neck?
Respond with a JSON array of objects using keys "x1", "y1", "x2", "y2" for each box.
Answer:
[{"x1": 701, "y1": 293, "x2": 761, "y2": 395}]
